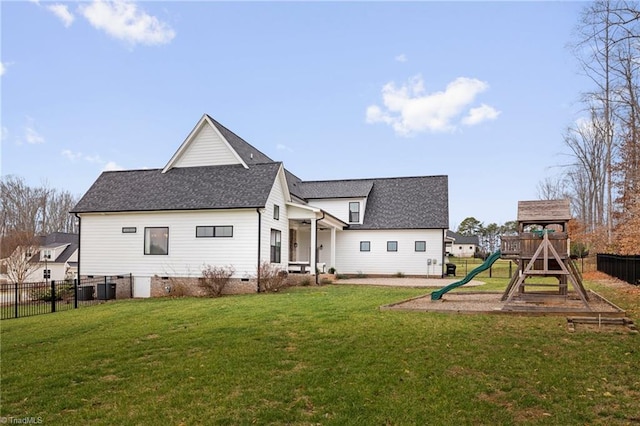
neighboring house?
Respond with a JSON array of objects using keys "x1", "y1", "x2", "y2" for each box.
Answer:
[
  {"x1": 445, "y1": 230, "x2": 479, "y2": 258},
  {"x1": 17, "y1": 233, "x2": 78, "y2": 283},
  {"x1": 71, "y1": 114, "x2": 449, "y2": 297}
]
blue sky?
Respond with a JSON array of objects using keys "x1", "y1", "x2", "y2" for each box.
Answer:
[{"x1": 2, "y1": 1, "x2": 589, "y2": 229}]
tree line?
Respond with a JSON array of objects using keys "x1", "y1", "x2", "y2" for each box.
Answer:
[
  {"x1": 1, "y1": 175, "x2": 79, "y2": 259},
  {"x1": 540, "y1": 0, "x2": 640, "y2": 255}
]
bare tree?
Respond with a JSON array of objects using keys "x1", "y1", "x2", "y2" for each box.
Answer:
[
  {"x1": 2, "y1": 231, "x2": 40, "y2": 285},
  {"x1": 0, "y1": 175, "x2": 78, "y2": 237}
]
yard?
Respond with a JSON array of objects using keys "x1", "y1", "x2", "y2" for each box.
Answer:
[{"x1": 1, "y1": 276, "x2": 639, "y2": 425}]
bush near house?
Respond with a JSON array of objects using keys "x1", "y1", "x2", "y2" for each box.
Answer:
[{"x1": 199, "y1": 265, "x2": 235, "y2": 297}]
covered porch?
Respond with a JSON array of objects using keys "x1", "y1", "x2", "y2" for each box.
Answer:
[{"x1": 286, "y1": 203, "x2": 346, "y2": 275}]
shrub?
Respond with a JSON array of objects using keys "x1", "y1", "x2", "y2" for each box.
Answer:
[
  {"x1": 328, "y1": 267, "x2": 336, "y2": 274},
  {"x1": 200, "y1": 265, "x2": 235, "y2": 297},
  {"x1": 29, "y1": 282, "x2": 74, "y2": 302},
  {"x1": 319, "y1": 277, "x2": 332, "y2": 285},
  {"x1": 356, "y1": 271, "x2": 367, "y2": 278},
  {"x1": 395, "y1": 272, "x2": 405, "y2": 278},
  {"x1": 300, "y1": 277, "x2": 311, "y2": 286},
  {"x1": 257, "y1": 261, "x2": 288, "y2": 292}
]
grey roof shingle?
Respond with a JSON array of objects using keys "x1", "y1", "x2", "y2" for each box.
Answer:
[
  {"x1": 298, "y1": 175, "x2": 448, "y2": 230},
  {"x1": 299, "y1": 180, "x2": 374, "y2": 199},
  {"x1": 207, "y1": 115, "x2": 274, "y2": 166},
  {"x1": 446, "y1": 230, "x2": 479, "y2": 245},
  {"x1": 349, "y1": 176, "x2": 448, "y2": 230},
  {"x1": 72, "y1": 163, "x2": 281, "y2": 213}
]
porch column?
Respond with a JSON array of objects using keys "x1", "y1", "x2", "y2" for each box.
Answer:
[
  {"x1": 310, "y1": 218, "x2": 317, "y2": 275},
  {"x1": 330, "y1": 227, "x2": 336, "y2": 270}
]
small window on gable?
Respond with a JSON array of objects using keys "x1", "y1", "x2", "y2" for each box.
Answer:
[
  {"x1": 274, "y1": 205, "x2": 280, "y2": 220},
  {"x1": 196, "y1": 226, "x2": 233, "y2": 238},
  {"x1": 349, "y1": 202, "x2": 360, "y2": 223},
  {"x1": 469, "y1": 246, "x2": 473, "y2": 250},
  {"x1": 360, "y1": 241, "x2": 370, "y2": 252},
  {"x1": 122, "y1": 227, "x2": 137, "y2": 233},
  {"x1": 387, "y1": 241, "x2": 398, "y2": 252},
  {"x1": 415, "y1": 241, "x2": 426, "y2": 252}
]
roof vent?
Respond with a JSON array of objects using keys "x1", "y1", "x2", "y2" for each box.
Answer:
[{"x1": 250, "y1": 153, "x2": 253, "y2": 159}]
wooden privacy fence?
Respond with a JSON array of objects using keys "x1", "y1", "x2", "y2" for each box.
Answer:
[
  {"x1": 597, "y1": 254, "x2": 640, "y2": 285},
  {"x1": 0, "y1": 274, "x2": 132, "y2": 320}
]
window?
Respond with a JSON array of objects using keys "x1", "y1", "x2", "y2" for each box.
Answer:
[
  {"x1": 196, "y1": 226, "x2": 233, "y2": 238},
  {"x1": 349, "y1": 202, "x2": 360, "y2": 223},
  {"x1": 415, "y1": 241, "x2": 426, "y2": 252},
  {"x1": 274, "y1": 205, "x2": 280, "y2": 220},
  {"x1": 469, "y1": 246, "x2": 473, "y2": 250},
  {"x1": 387, "y1": 241, "x2": 398, "y2": 252},
  {"x1": 270, "y1": 229, "x2": 281, "y2": 263},
  {"x1": 360, "y1": 241, "x2": 370, "y2": 252},
  {"x1": 122, "y1": 227, "x2": 137, "y2": 233},
  {"x1": 42, "y1": 249, "x2": 52, "y2": 260},
  {"x1": 144, "y1": 227, "x2": 169, "y2": 255}
]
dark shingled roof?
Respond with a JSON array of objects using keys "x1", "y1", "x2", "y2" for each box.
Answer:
[
  {"x1": 206, "y1": 115, "x2": 274, "y2": 166},
  {"x1": 72, "y1": 163, "x2": 281, "y2": 213},
  {"x1": 298, "y1": 176, "x2": 448, "y2": 230},
  {"x1": 31, "y1": 232, "x2": 78, "y2": 264},
  {"x1": 299, "y1": 180, "x2": 374, "y2": 199},
  {"x1": 446, "y1": 230, "x2": 479, "y2": 245}
]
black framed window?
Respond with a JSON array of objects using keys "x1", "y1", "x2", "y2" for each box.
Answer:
[
  {"x1": 360, "y1": 241, "x2": 370, "y2": 252},
  {"x1": 144, "y1": 227, "x2": 169, "y2": 255},
  {"x1": 122, "y1": 227, "x2": 137, "y2": 233},
  {"x1": 196, "y1": 226, "x2": 233, "y2": 238},
  {"x1": 415, "y1": 241, "x2": 426, "y2": 252},
  {"x1": 274, "y1": 205, "x2": 280, "y2": 220},
  {"x1": 387, "y1": 241, "x2": 398, "y2": 252},
  {"x1": 349, "y1": 202, "x2": 360, "y2": 223},
  {"x1": 270, "y1": 229, "x2": 281, "y2": 263}
]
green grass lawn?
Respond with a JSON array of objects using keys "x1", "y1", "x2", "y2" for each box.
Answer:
[{"x1": 1, "y1": 281, "x2": 639, "y2": 425}]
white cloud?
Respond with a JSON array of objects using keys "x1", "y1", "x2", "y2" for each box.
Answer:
[
  {"x1": 61, "y1": 150, "x2": 124, "y2": 171},
  {"x1": 366, "y1": 75, "x2": 499, "y2": 135},
  {"x1": 25, "y1": 127, "x2": 45, "y2": 144},
  {"x1": 80, "y1": 0, "x2": 175, "y2": 47},
  {"x1": 103, "y1": 161, "x2": 124, "y2": 171},
  {"x1": 276, "y1": 143, "x2": 293, "y2": 152},
  {"x1": 46, "y1": 4, "x2": 75, "y2": 27},
  {"x1": 395, "y1": 54, "x2": 407, "y2": 63},
  {"x1": 462, "y1": 104, "x2": 501, "y2": 126}
]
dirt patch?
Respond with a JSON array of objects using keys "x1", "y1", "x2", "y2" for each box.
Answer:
[{"x1": 382, "y1": 290, "x2": 625, "y2": 317}]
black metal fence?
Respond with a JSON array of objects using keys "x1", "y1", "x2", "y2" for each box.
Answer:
[
  {"x1": 597, "y1": 254, "x2": 640, "y2": 285},
  {"x1": 0, "y1": 274, "x2": 132, "y2": 320}
]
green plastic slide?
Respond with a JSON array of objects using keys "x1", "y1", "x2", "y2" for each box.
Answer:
[{"x1": 431, "y1": 250, "x2": 502, "y2": 301}]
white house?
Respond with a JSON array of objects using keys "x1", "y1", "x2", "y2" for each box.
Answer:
[
  {"x1": 445, "y1": 230, "x2": 480, "y2": 258},
  {"x1": 20, "y1": 233, "x2": 78, "y2": 283},
  {"x1": 72, "y1": 114, "x2": 449, "y2": 297}
]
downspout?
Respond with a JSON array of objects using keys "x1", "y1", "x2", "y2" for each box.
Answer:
[
  {"x1": 74, "y1": 213, "x2": 81, "y2": 280},
  {"x1": 256, "y1": 208, "x2": 262, "y2": 292},
  {"x1": 315, "y1": 211, "x2": 325, "y2": 285},
  {"x1": 441, "y1": 228, "x2": 445, "y2": 278}
]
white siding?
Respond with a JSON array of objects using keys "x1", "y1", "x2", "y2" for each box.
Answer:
[
  {"x1": 335, "y1": 229, "x2": 444, "y2": 276},
  {"x1": 172, "y1": 125, "x2": 240, "y2": 168},
  {"x1": 307, "y1": 198, "x2": 365, "y2": 225},
  {"x1": 79, "y1": 210, "x2": 259, "y2": 279},
  {"x1": 260, "y1": 169, "x2": 289, "y2": 268}
]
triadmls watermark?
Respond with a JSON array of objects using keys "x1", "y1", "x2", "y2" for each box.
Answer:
[{"x1": 0, "y1": 417, "x2": 43, "y2": 424}]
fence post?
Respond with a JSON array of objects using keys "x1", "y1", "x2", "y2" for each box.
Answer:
[
  {"x1": 51, "y1": 280, "x2": 56, "y2": 313},
  {"x1": 14, "y1": 282, "x2": 19, "y2": 319},
  {"x1": 74, "y1": 278, "x2": 78, "y2": 309},
  {"x1": 509, "y1": 261, "x2": 512, "y2": 278}
]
